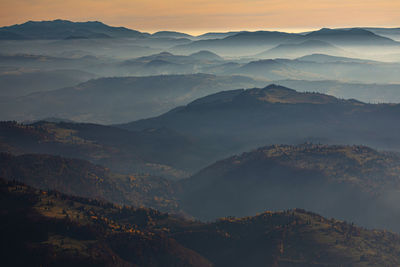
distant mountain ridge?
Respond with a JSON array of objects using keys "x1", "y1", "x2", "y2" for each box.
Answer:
[
  {"x1": 1, "y1": 20, "x2": 398, "y2": 47},
  {"x1": 152, "y1": 31, "x2": 193, "y2": 39},
  {"x1": 0, "y1": 19, "x2": 149, "y2": 40},
  {"x1": 0, "y1": 120, "x2": 204, "y2": 179},
  {"x1": 256, "y1": 40, "x2": 346, "y2": 59},
  {"x1": 304, "y1": 28, "x2": 398, "y2": 45},
  {"x1": 0, "y1": 73, "x2": 265, "y2": 123},
  {"x1": 296, "y1": 53, "x2": 376, "y2": 63},
  {"x1": 171, "y1": 27, "x2": 399, "y2": 56},
  {"x1": 273, "y1": 79, "x2": 400, "y2": 103}
]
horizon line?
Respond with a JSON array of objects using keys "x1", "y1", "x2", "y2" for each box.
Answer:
[{"x1": 1, "y1": 19, "x2": 399, "y2": 37}]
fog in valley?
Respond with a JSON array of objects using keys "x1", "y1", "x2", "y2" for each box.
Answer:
[{"x1": 3, "y1": 20, "x2": 400, "y2": 266}]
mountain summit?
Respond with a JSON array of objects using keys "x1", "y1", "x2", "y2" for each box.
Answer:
[{"x1": 239, "y1": 84, "x2": 343, "y2": 104}]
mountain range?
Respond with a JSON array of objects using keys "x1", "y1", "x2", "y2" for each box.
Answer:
[
  {"x1": 304, "y1": 28, "x2": 397, "y2": 46},
  {"x1": 3, "y1": 84, "x2": 400, "y2": 232},
  {"x1": 0, "y1": 120, "x2": 201, "y2": 179},
  {"x1": 0, "y1": 68, "x2": 96, "y2": 97},
  {"x1": 274, "y1": 79, "x2": 400, "y2": 103},
  {"x1": 1, "y1": 20, "x2": 399, "y2": 58},
  {"x1": 178, "y1": 144, "x2": 400, "y2": 231},
  {"x1": 0, "y1": 20, "x2": 149, "y2": 40},
  {"x1": 3, "y1": 84, "x2": 400, "y2": 178},
  {"x1": 256, "y1": 40, "x2": 346, "y2": 59},
  {"x1": 3, "y1": 54, "x2": 400, "y2": 125},
  {"x1": 119, "y1": 84, "x2": 400, "y2": 157},
  {"x1": 0, "y1": 153, "x2": 178, "y2": 212},
  {"x1": 3, "y1": 18, "x2": 400, "y2": 266},
  {"x1": 4, "y1": 140, "x2": 400, "y2": 232},
  {"x1": 172, "y1": 28, "x2": 399, "y2": 56},
  {"x1": 0, "y1": 74, "x2": 265, "y2": 123},
  {"x1": 3, "y1": 178, "x2": 400, "y2": 266}
]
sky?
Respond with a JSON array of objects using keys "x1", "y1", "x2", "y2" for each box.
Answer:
[{"x1": 0, "y1": 0, "x2": 399, "y2": 35}]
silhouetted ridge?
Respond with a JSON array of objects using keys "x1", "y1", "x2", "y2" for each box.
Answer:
[
  {"x1": 225, "y1": 30, "x2": 300, "y2": 41},
  {"x1": 0, "y1": 19, "x2": 149, "y2": 39},
  {"x1": 304, "y1": 27, "x2": 398, "y2": 45},
  {"x1": 297, "y1": 53, "x2": 375, "y2": 63},
  {"x1": 242, "y1": 59, "x2": 282, "y2": 67},
  {"x1": 307, "y1": 28, "x2": 376, "y2": 37},
  {"x1": 151, "y1": 31, "x2": 193, "y2": 38}
]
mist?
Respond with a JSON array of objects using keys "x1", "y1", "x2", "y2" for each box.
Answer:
[{"x1": 2, "y1": 20, "x2": 400, "y2": 266}]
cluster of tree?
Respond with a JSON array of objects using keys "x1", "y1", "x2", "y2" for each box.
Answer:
[{"x1": 2, "y1": 178, "x2": 400, "y2": 266}]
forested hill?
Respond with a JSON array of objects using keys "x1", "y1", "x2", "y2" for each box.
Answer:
[
  {"x1": 0, "y1": 153, "x2": 179, "y2": 213},
  {"x1": 178, "y1": 144, "x2": 400, "y2": 231},
  {"x1": 119, "y1": 84, "x2": 400, "y2": 159},
  {"x1": 3, "y1": 178, "x2": 400, "y2": 267}
]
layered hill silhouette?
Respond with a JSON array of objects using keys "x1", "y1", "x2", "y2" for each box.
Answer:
[
  {"x1": 304, "y1": 28, "x2": 398, "y2": 46},
  {"x1": 172, "y1": 28, "x2": 399, "y2": 56},
  {"x1": 1, "y1": 20, "x2": 399, "y2": 61},
  {"x1": 118, "y1": 51, "x2": 224, "y2": 76},
  {"x1": 296, "y1": 53, "x2": 375, "y2": 63},
  {"x1": 151, "y1": 31, "x2": 194, "y2": 39},
  {"x1": 3, "y1": 84, "x2": 400, "y2": 178},
  {"x1": 231, "y1": 56, "x2": 400, "y2": 83},
  {"x1": 0, "y1": 121, "x2": 203, "y2": 179},
  {"x1": 0, "y1": 68, "x2": 95, "y2": 97},
  {"x1": 256, "y1": 40, "x2": 346, "y2": 59},
  {"x1": 0, "y1": 53, "x2": 104, "y2": 69},
  {"x1": 0, "y1": 153, "x2": 178, "y2": 213},
  {"x1": 234, "y1": 59, "x2": 313, "y2": 80},
  {"x1": 0, "y1": 179, "x2": 209, "y2": 267},
  {"x1": 362, "y1": 27, "x2": 400, "y2": 41},
  {"x1": 274, "y1": 79, "x2": 400, "y2": 103},
  {"x1": 3, "y1": 141, "x2": 400, "y2": 233},
  {"x1": 3, "y1": 18, "x2": 400, "y2": 266},
  {"x1": 2, "y1": 51, "x2": 400, "y2": 116},
  {"x1": 3, "y1": 178, "x2": 400, "y2": 266},
  {"x1": 171, "y1": 31, "x2": 303, "y2": 55},
  {"x1": 188, "y1": 50, "x2": 224, "y2": 61},
  {"x1": 0, "y1": 19, "x2": 149, "y2": 40},
  {"x1": 3, "y1": 140, "x2": 400, "y2": 232},
  {"x1": 178, "y1": 144, "x2": 400, "y2": 231},
  {"x1": 195, "y1": 31, "x2": 239, "y2": 40},
  {"x1": 119, "y1": 84, "x2": 400, "y2": 161},
  {"x1": 0, "y1": 74, "x2": 265, "y2": 124}
]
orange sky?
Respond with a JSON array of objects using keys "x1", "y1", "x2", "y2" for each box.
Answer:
[{"x1": 0, "y1": 0, "x2": 399, "y2": 35}]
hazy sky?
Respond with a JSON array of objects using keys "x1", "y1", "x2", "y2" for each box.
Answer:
[{"x1": 0, "y1": 0, "x2": 399, "y2": 35}]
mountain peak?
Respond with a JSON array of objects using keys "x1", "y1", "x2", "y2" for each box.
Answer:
[
  {"x1": 263, "y1": 84, "x2": 295, "y2": 91},
  {"x1": 240, "y1": 84, "x2": 341, "y2": 104},
  {"x1": 188, "y1": 84, "x2": 357, "y2": 107},
  {"x1": 189, "y1": 50, "x2": 223, "y2": 60},
  {"x1": 151, "y1": 31, "x2": 192, "y2": 38}
]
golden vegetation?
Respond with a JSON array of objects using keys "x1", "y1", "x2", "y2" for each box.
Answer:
[{"x1": 3, "y1": 179, "x2": 400, "y2": 266}]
